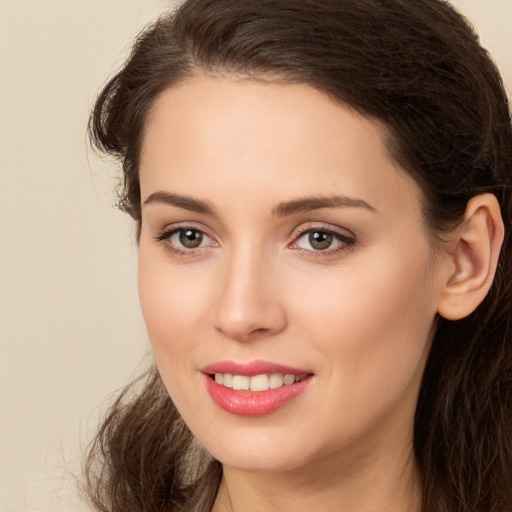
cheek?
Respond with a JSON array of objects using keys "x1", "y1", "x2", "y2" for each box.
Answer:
[
  {"x1": 137, "y1": 249, "x2": 213, "y2": 421},
  {"x1": 137, "y1": 248, "x2": 207, "y2": 368},
  {"x1": 292, "y1": 246, "x2": 437, "y2": 410}
]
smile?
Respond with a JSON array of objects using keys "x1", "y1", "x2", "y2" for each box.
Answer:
[
  {"x1": 212, "y1": 373, "x2": 308, "y2": 391},
  {"x1": 202, "y1": 361, "x2": 314, "y2": 416}
]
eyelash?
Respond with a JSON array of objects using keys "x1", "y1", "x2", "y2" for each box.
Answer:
[
  {"x1": 154, "y1": 224, "x2": 356, "y2": 258},
  {"x1": 290, "y1": 225, "x2": 357, "y2": 257},
  {"x1": 154, "y1": 225, "x2": 216, "y2": 257}
]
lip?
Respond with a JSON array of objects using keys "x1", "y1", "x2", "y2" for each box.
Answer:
[
  {"x1": 202, "y1": 360, "x2": 314, "y2": 417},
  {"x1": 202, "y1": 360, "x2": 312, "y2": 377}
]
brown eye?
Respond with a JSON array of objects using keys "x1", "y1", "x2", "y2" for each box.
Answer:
[
  {"x1": 292, "y1": 227, "x2": 356, "y2": 255},
  {"x1": 308, "y1": 231, "x2": 334, "y2": 250},
  {"x1": 155, "y1": 226, "x2": 215, "y2": 255},
  {"x1": 179, "y1": 229, "x2": 204, "y2": 248}
]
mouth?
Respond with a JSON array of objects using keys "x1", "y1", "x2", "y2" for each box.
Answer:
[
  {"x1": 209, "y1": 372, "x2": 309, "y2": 391},
  {"x1": 202, "y1": 361, "x2": 314, "y2": 416}
]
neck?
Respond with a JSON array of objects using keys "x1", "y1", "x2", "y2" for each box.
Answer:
[{"x1": 212, "y1": 431, "x2": 421, "y2": 512}]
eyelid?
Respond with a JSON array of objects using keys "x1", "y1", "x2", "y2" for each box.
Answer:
[
  {"x1": 153, "y1": 222, "x2": 218, "y2": 256},
  {"x1": 293, "y1": 220, "x2": 354, "y2": 235},
  {"x1": 288, "y1": 223, "x2": 357, "y2": 256},
  {"x1": 154, "y1": 221, "x2": 216, "y2": 240},
  {"x1": 291, "y1": 222, "x2": 356, "y2": 241}
]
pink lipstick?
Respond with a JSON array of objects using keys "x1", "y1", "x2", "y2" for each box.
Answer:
[{"x1": 202, "y1": 360, "x2": 313, "y2": 416}]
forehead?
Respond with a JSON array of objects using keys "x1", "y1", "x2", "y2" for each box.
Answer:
[{"x1": 139, "y1": 75, "x2": 423, "y2": 222}]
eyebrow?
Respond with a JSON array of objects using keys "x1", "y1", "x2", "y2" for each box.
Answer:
[
  {"x1": 143, "y1": 190, "x2": 377, "y2": 217},
  {"x1": 143, "y1": 191, "x2": 216, "y2": 215},
  {"x1": 272, "y1": 195, "x2": 377, "y2": 217}
]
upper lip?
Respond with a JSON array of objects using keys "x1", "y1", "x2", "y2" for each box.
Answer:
[{"x1": 202, "y1": 360, "x2": 312, "y2": 377}]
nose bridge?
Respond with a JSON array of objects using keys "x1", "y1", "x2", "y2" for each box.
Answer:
[{"x1": 214, "y1": 242, "x2": 286, "y2": 341}]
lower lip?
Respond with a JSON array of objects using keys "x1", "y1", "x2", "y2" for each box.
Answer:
[{"x1": 204, "y1": 375, "x2": 313, "y2": 416}]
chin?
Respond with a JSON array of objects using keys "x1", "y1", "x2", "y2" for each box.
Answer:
[
  {"x1": 215, "y1": 449, "x2": 309, "y2": 474},
  {"x1": 194, "y1": 426, "x2": 318, "y2": 473}
]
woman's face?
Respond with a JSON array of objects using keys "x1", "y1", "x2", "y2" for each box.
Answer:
[{"x1": 138, "y1": 76, "x2": 447, "y2": 474}]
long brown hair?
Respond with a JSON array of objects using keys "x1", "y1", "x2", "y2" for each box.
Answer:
[{"x1": 84, "y1": 1, "x2": 512, "y2": 511}]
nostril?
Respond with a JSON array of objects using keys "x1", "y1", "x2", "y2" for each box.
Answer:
[{"x1": 250, "y1": 327, "x2": 269, "y2": 336}]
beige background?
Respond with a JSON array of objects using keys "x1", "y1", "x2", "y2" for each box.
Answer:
[{"x1": 0, "y1": 1, "x2": 510, "y2": 511}]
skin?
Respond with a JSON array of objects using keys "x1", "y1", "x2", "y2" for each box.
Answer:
[{"x1": 137, "y1": 75, "x2": 455, "y2": 511}]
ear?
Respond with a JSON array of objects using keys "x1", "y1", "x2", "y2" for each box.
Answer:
[{"x1": 437, "y1": 193, "x2": 504, "y2": 321}]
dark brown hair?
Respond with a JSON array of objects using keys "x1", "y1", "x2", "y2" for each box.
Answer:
[{"x1": 84, "y1": 1, "x2": 512, "y2": 511}]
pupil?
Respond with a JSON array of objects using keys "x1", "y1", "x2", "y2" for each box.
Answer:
[
  {"x1": 180, "y1": 230, "x2": 203, "y2": 248},
  {"x1": 309, "y1": 231, "x2": 332, "y2": 250}
]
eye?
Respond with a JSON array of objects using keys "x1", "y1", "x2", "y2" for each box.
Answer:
[
  {"x1": 291, "y1": 227, "x2": 355, "y2": 254},
  {"x1": 173, "y1": 228, "x2": 208, "y2": 249},
  {"x1": 155, "y1": 226, "x2": 215, "y2": 254},
  {"x1": 300, "y1": 231, "x2": 337, "y2": 251}
]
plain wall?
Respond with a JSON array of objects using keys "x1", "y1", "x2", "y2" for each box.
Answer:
[{"x1": 0, "y1": 1, "x2": 510, "y2": 511}]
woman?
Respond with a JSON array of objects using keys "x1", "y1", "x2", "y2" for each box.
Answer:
[{"x1": 83, "y1": 0, "x2": 512, "y2": 511}]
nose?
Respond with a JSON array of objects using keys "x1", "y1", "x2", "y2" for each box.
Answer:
[{"x1": 213, "y1": 250, "x2": 287, "y2": 342}]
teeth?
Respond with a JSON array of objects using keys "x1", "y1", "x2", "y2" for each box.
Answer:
[
  {"x1": 213, "y1": 373, "x2": 308, "y2": 391},
  {"x1": 249, "y1": 374, "x2": 269, "y2": 391},
  {"x1": 269, "y1": 373, "x2": 284, "y2": 389},
  {"x1": 232, "y1": 375, "x2": 250, "y2": 390},
  {"x1": 283, "y1": 374, "x2": 295, "y2": 385},
  {"x1": 223, "y1": 374, "x2": 233, "y2": 388}
]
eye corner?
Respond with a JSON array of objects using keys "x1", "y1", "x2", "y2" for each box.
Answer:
[
  {"x1": 289, "y1": 224, "x2": 357, "y2": 257},
  {"x1": 153, "y1": 224, "x2": 218, "y2": 258}
]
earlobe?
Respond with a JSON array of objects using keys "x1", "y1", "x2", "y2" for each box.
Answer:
[{"x1": 438, "y1": 193, "x2": 504, "y2": 321}]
